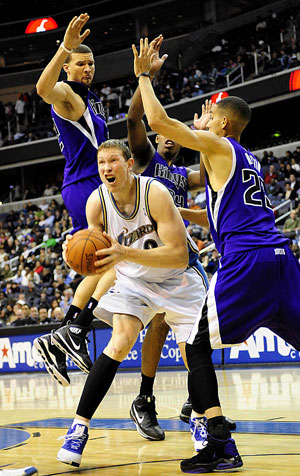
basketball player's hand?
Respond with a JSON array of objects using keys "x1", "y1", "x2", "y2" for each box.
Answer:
[
  {"x1": 63, "y1": 13, "x2": 91, "y2": 51},
  {"x1": 94, "y1": 232, "x2": 126, "y2": 273},
  {"x1": 62, "y1": 234, "x2": 73, "y2": 266},
  {"x1": 132, "y1": 38, "x2": 155, "y2": 77},
  {"x1": 149, "y1": 35, "x2": 168, "y2": 76},
  {"x1": 194, "y1": 99, "x2": 212, "y2": 130}
]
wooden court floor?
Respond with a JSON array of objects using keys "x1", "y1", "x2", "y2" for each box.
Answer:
[{"x1": 0, "y1": 366, "x2": 300, "y2": 475}]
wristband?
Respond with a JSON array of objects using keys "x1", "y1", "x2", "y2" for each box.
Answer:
[
  {"x1": 60, "y1": 42, "x2": 73, "y2": 54},
  {"x1": 137, "y1": 72, "x2": 151, "y2": 80}
]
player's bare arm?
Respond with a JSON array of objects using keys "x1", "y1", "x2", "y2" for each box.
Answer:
[
  {"x1": 85, "y1": 188, "x2": 104, "y2": 232},
  {"x1": 186, "y1": 169, "x2": 205, "y2": 191},
  {"x1": 178, "y1": 207, "x2": 209, "y2": 228},
  {"x1": 94, "y1": 181, "x2": 188, "y2": 272},
  {"x1": 129, "y1": 35, "x2": 168, "y2": 173},
  {"x1": 36, "y1": 13, "x2": 90, "y2": 114},
  {"x1": 132, "y1": 38, "x2": 232, "y2": 190}
]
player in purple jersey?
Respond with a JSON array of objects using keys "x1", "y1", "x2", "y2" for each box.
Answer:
[
  {"x1": 133, "y1": 37, "x2": 300, "y2": 473},
  {"x1": 34, "y1": 14, "x2": 114, "y2": 386}
]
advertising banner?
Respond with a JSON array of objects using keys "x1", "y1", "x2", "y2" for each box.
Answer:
[
  {"x1": 224, "y1": 328, "x2": 299, "y2": 364},
  {"x1": 0, "y1": 327, "x2": 222, "y2": 373}
]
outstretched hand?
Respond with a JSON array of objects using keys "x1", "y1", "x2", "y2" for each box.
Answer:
[
  {"x1": 149, "y1": 35, "x2": 168, "y2": 76},
  {"x1": 63, "y1": 13, "x2": 91, "y2": 51},
  {"x1": 132, "y1": 38, "x2": 156, "y2": 77},
  {"x1": 194, "y1": 99, "x2": 213, "y2": 131}
]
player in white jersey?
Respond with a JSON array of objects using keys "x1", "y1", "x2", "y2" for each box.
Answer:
[{"x1": 57, "y1": 139, "x2": 207, "y2": 468}]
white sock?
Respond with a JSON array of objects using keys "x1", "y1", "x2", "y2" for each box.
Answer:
[
  {"x1": 191, "y1": 410, "x2": 205, "y2": 420},
  {"x1": 72, "y1": 418, "x2": 90, "y2": 428}
]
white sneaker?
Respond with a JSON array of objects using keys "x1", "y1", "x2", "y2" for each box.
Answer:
[{"x1": 0, "y1": 467, "x2": 38, "y2": 476}]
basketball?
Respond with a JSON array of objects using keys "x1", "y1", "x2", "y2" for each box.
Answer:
[{"x1": 65, "y1": 229, "x2": 110, "y2": 276}]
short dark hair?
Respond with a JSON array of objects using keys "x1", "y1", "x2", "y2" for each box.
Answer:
[
  {"x1": 64, "y1": 44, "x2": 93, "y2": 63},
  {"x1": 98, "y1": 139, "x2": 131, "y2": 161},
  {"x1": 216, "y1": 96, "x2": 251, "y2": 126}
]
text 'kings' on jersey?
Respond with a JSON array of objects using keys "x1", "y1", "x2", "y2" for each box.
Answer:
[
  {"x1": 205, "y1": 137, "x2": 289, "y2": 256},
  {"x1": 51, "y1": 81, "x2": 108, "y2": 189},
  {"x1": 141, "y1": 151, "x2": 189, "y2": 210}
]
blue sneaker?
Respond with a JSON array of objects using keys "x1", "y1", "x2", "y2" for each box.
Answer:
[
  {"x1": 189, "y1": 417, "x2": 208, "y2": 451},
  {"x1": 215, "y1": 437, "x2": 243, "y2": 470},
  {"x1": 57, "y1": 423, "x2": 89, "y2": 467}
]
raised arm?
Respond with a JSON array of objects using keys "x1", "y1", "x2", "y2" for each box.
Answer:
[
  {"x1": 132, "y1": 38, "x2": 232, "y2": 190},
  {"x1": 128, "y1": 35, "x2": 168, "y2": 173},
  {"x1": 187, "y1": 101, "x2": 213, "y2": 191},
  {"x1": 36, "y1": 13, "x2": 90, "y2": 106}
]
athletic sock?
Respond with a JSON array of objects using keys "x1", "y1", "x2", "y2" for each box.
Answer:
[
  {"x1": 59, "y1": 304, "x2": 81, "y2": 328},
  {"x1": 139, "y1": 373, "x2": 155, "y2": 396},
  {"x1": 74, "y1": 297, "x2": 98, "y2": 327},
  {"x1": 72, "y1": 418, "x2": 90, "y2": 428},
  {"x1": 76, "y1": 352, "x2": 121, "y2": 420}
]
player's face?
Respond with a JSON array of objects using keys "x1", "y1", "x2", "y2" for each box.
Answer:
[
  {"x1": 156, "y1": 135, "x2": 181, "y2": 162},
  {"x1": 65, "y1": 53, "x2": 95, "y2": 87},
  {"x1": 207, "y1": 104, "x2": 225, "y2": 136},
  {"x1": 98, "y1": 148, "x2": 133, "y2": 192}
]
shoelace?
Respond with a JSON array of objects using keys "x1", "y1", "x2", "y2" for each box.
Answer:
[
  {"x1": 58, "y1": 432, "x2": 87, "y2": 450},
  {"x1": 191, "y1": 418, "x2": 208, "y2": 441}
]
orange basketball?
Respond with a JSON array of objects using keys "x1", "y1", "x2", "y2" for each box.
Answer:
[{"x1": 65, "y1": 229, "x2": 110, "y2": 276}]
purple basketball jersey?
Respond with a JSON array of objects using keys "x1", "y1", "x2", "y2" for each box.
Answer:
[
  {"x1": 205, "y1": 137, "x2": 289, "y2": 255},
  {"x1": 141, "y1": 151, "x2": 188, "y2": 209},
  {"x1": 51, "y1": 81, "x2": 108, "y2": 189}
]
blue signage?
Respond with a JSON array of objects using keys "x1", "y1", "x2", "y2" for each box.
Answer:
[
  {"x1": 0, "y1": 327, "x2": 222, "y2": 373},
  {"x1": 224, "y1": 328, "x2": 300, "y2": 364}
]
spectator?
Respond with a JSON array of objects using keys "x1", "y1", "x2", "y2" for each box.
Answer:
[
  {"x1": 291, "y1": 157, "x2": 300, "y2": 174},
  {"x1": 38, "y1": 306, "x2": 54, "y2": 324},
  {"x1": 33, "y1": 290, "x2": 51, "y2": 309},
  {"x1": 43, "y1": 184, "x2": 54, "y2": 196},
  {"x1": 289, "y1": 173, "x2": 299, "y2": 193},
  {"x1": 282, "y1": 209, "x2": 300, "y2": 239},
  {"x1": 59, "y1": 287, "x2": 73, "y2": 314},
  {"x1": 10, "y1": 307, "x2": 26, "y2": 326},
  {"x1": 22, "y1": 302, "x2": 38, "y2": 325},
  {"x1": 30, "y1": 306, "x2": 39, "y2": 321},
  {"x1": 52, "y1": 306, "x2": 64, "y2": 322},
  {"x1": 15, "y1": 93, "x2": 26, "y2": 128},
  {"x1": 266, "y1": 178, "x2": 284, "y2": 204},
  {"x1": 264, "y1": 164, "x2": 278, "y2": 184},
  {"x1": 284, "y1": 182, "x2": 298, "y2": 202}
]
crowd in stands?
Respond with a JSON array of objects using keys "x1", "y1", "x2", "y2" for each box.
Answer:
[
  {"x1": 0, "y1": 143, "x2": 299, "y2": 328},
  {"x1": 1, "y1": 7, "x2": 300, "y2": 149}
]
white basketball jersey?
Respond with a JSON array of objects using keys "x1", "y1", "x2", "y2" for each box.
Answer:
[{"x1": 98, "y1": 175, "x2": 183, "y2": 282}]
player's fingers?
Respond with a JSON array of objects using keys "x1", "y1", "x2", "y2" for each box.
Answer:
[
  {"x1": 139, "y1": 38, "x2": 144, "y2": 56},
  {"x1": 132, "y1": 44, "x2": 139, "y2": 59},
  {"x1": 95, "y1": 248, "x2": 110, "y2": 256},
  {"x1": 102, "y1": 231, "x2": 114, "y2": 244},
  {"x1": 69, "y1": 16, "x2": 78, "y2": 29},
  {"x1": 80, "y1": 29, "x2": 91, "y2": 41}
]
